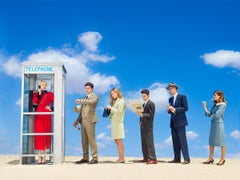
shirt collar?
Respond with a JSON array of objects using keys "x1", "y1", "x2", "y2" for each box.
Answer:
[
  {"x1": 173, "y1": 93, "x2": 178, "y2": 99},
  {"x1": 144, "y1": 99, "x2": 150, "y2": 104},
  {"x1": 87, "y1": 92, "x2": 93, "y2": 98}
]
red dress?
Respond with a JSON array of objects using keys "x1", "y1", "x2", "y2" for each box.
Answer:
[{"x1": 32, "y1": 91, "x2": 54, "y2": 151}]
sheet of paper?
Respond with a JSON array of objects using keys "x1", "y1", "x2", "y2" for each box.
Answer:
[{"x1": 129, "y1": 101, "x2": 144, "y2": 113}]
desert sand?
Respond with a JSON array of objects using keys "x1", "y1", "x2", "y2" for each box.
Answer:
[{"x1": 0, "y1": 156, "x2": 239, "y2": 180}]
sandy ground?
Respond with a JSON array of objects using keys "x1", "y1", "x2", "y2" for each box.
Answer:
[{"x1": 0, "y1": 156, "x2": 239, "y2": 180}]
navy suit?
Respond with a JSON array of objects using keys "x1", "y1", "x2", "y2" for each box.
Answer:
[
  {"x1": 169, "y1": 94, "x2": 190, "y2": 162},
  {"x1": 140, "y1": 100, "x2": 157, "y2": 160}
]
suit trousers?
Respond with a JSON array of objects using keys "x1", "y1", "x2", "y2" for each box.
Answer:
[
  {"x1": 141, "y1": 129, "x2": 157, "y2": 160},
  {"x1": 81, "y1": 119, "x2": 98, "y2": 160},
  {"x1": 171, "y1": 126, "x2": 190, "y2": 162}
]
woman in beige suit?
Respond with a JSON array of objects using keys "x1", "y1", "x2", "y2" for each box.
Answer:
[{"x1": 106, "y1": 88, "x2": 126, "y2": 163}]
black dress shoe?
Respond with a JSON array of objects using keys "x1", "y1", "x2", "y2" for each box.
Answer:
[
  {"x1": 182, "y1": 161, "x2": 190, "y2": 165},
  {"x1": 76, "y1": 159, "x2": 89, "y2": 164},
  {"x1": 88, "y1": 159, "x2": 98, "y2": 164},
  {"x1": 168, "y1": 160, "x2": 181, "y2": 163}
]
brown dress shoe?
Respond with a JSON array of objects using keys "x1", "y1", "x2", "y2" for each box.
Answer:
[{"x1": 146, "y1": 160, "x2": 158, "y2": 164}]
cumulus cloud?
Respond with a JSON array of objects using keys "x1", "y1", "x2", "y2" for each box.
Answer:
[
  {"x1": 2, "y1": 55, "x2": 22, "y2": 78},
  {"x1": 230, "y1": 130, "x2": 240, "y2": 139},
  {"x1": 78, "y1": 32, "x2": 102, "y2": 52},
  {"x1": 186, "y1": 131, "x2": 199, "y2": 140},
  {"x1": 201, "y1": 50, "x2": 240, "y2": 69},
  {"x1": 16, "y1": 98, "x2": 21, "y2": 106},
  {"x1": 125, "y1": 82, "x2": 169, "y2": 112},
  {"x1": 96, "y1": 132, "x2": 113, "y2": 144},
  {"x1": 155, "y1": 131, "x2": 198, "y2": 150},
  {"x1": 0, "y1": 31, "x2": 119, "y2": 94}
]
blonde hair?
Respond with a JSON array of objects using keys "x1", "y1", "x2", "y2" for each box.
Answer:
[
  {"x1": 38, "y1": 80, "x2": 48, "y2": 87},
  {"x1": 110, "y1": 88, "x2": 126, "y2": 109}
]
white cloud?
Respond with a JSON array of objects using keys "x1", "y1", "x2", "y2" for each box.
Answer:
[
  {"x1": 2, "y1": 55, "x2": 22, "y2": 78},
  {"x1": 230, "y1": 130, "x2": 240, "y2": 139},
  {"x1": 96, "y1": 132, "x2": 113, "y2": 144},
  {"x1": 97, "y1": 142, "x2": 106, "y2": 149},
  {"x1": 226, "y1": 153, "x2": 240, "y2": 158},
  {"x1": 155, "y1": 131, "x2": 198, "y2": 150},
  {"x1": 16, "y1": 98, "x2": 21, "y2": 106},
  {"x1": 0, "y1": 31, "x2": 119, "y2": 94},
  {"x1": 106, "y1": 124, "x2": 111, "y2": 129},
  {"x1": 164, "y1": 135, "x2": 172, "y2": 145},
  {"x1": 201, "y1": 50, "x2": 240, "y2": 69},
  {"x1": 155, "y1": 136, "x2": 172, "y2": 150},
  {"x1": 126, "y1": 82, "x2": 169, "y2": 112},
  {"x1": 78, "y1": 31, "x2": 102, "y2": 52},
  {"x1": 186, "y1": 131, "x2": 199, "y2": 140}
]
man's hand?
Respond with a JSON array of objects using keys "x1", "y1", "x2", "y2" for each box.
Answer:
[
  {"x1": 73, "y1": 121, "x2": 78, "y2": 128},
  {"x1": 168, "y1": 106, "x2": 176, "y2": 114},
  {"x1": 137, "y1": 112, "x2": 143, "y2": 117},
  {"x1": 75, "y1": 99, "x2": 81, "y2": 104}
]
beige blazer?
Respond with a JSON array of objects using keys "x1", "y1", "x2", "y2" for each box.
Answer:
[{"x1": 77, "y1": 93, "x2": 99, "y2": 123}]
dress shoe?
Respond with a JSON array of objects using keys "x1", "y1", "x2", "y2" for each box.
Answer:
[
  {"x1": 146, "y1": 160, "x2": 158, "y2": 164},
  {"x1": 88, "y1": 159, "x2": 98, "y2": 164},
  {"x1": 76, "y1": 159, "x2": 89, "y2": 164},
  {"x1": 168, "y1": 160, "x2": 181, "y2": 163},
  {"x1": 203, "y1": 159, "x2": 214, "y2": 164},
  {"x1": 182, "y1": 161, "x2": 190, "y2": 165},
  {"x1": 216, "y1": 160, "x2": 225, "y2": 166}
]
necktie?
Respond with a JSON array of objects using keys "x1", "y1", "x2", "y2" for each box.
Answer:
[{"x1": 173, "y1": 97, "x2": 176, "y2": 106}]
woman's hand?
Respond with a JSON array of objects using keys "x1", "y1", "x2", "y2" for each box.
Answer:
[
  {"x1": 106, "y1": 105, "x2": 111, "y2": 110},
  {"x1": 45, "y1": 106, "x2": 52, "y2": 111},
  {"x1": 202, "y1": 101, "x2": 207, "y2": 108}
]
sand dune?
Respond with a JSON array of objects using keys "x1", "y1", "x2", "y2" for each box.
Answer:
[{"x1": 0, "y1": 156, "x2": 239, "y2": 180}]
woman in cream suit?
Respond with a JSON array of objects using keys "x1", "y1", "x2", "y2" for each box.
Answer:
[{"x1": 106, "y1": 88, "x2": 126, "y2": 163}]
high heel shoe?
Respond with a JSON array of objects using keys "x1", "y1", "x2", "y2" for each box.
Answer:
[
  {"x1": 115, "y1": 159, "x2": 125, "y2": 163},
  {"x1": 38, "y1": 156, "x2": 42, "y2": 164},
  {"x1": 216, "y1": 159, "x2": 225, "y2": 166},
  {"x1": 203, "y1": 159, "x2": 214, "y2": 164},
  {"x1": 41, "y1": 156, "x2": 46, "y2": 164}
]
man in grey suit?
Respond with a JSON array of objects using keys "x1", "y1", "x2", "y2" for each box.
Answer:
[
  {"x1": 73, "y1": 82, "x2": 99, "y2": 164},
  {"x1": 137, "y1": 89, "x2": 157, "y2": 164}
]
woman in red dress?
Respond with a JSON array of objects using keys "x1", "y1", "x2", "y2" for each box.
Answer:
[{"x1": 32, "y1": 80, "x2": 54, "y2": 164}]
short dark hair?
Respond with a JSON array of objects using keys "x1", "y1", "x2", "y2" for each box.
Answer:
[
  {"x1": 141, "y1": 89, "x2": 150, "y2": 95},
  {"x1": 84, "y1": 82, "x2": 94, "y2": 89}
]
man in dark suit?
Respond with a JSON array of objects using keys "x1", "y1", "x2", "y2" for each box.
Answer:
[
  {"x1": 167, "y1": 83, "x2": 190, "y2": 164},
  {"x1": 137, "y1": 89, "x2": 157, "y2": 164}
]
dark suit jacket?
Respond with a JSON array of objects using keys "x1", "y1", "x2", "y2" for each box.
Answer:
[
  {"x1": 169, "y1": 94, "x2": 188, "y2": 128},
  {"x1": 140, "y1": 100, "x2": 155, "y2": 132}
]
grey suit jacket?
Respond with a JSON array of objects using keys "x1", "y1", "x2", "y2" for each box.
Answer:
[
  {"x1": 140, "y1": 100, "x2": 155, "y2": 132},
  {"x1": 77, "y1": 93, "x2": 99, "y2": 123}
]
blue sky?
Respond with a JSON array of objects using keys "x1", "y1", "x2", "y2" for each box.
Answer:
[{"x1": 0, "y1": 0, "x2": 240, "y2": 159}]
